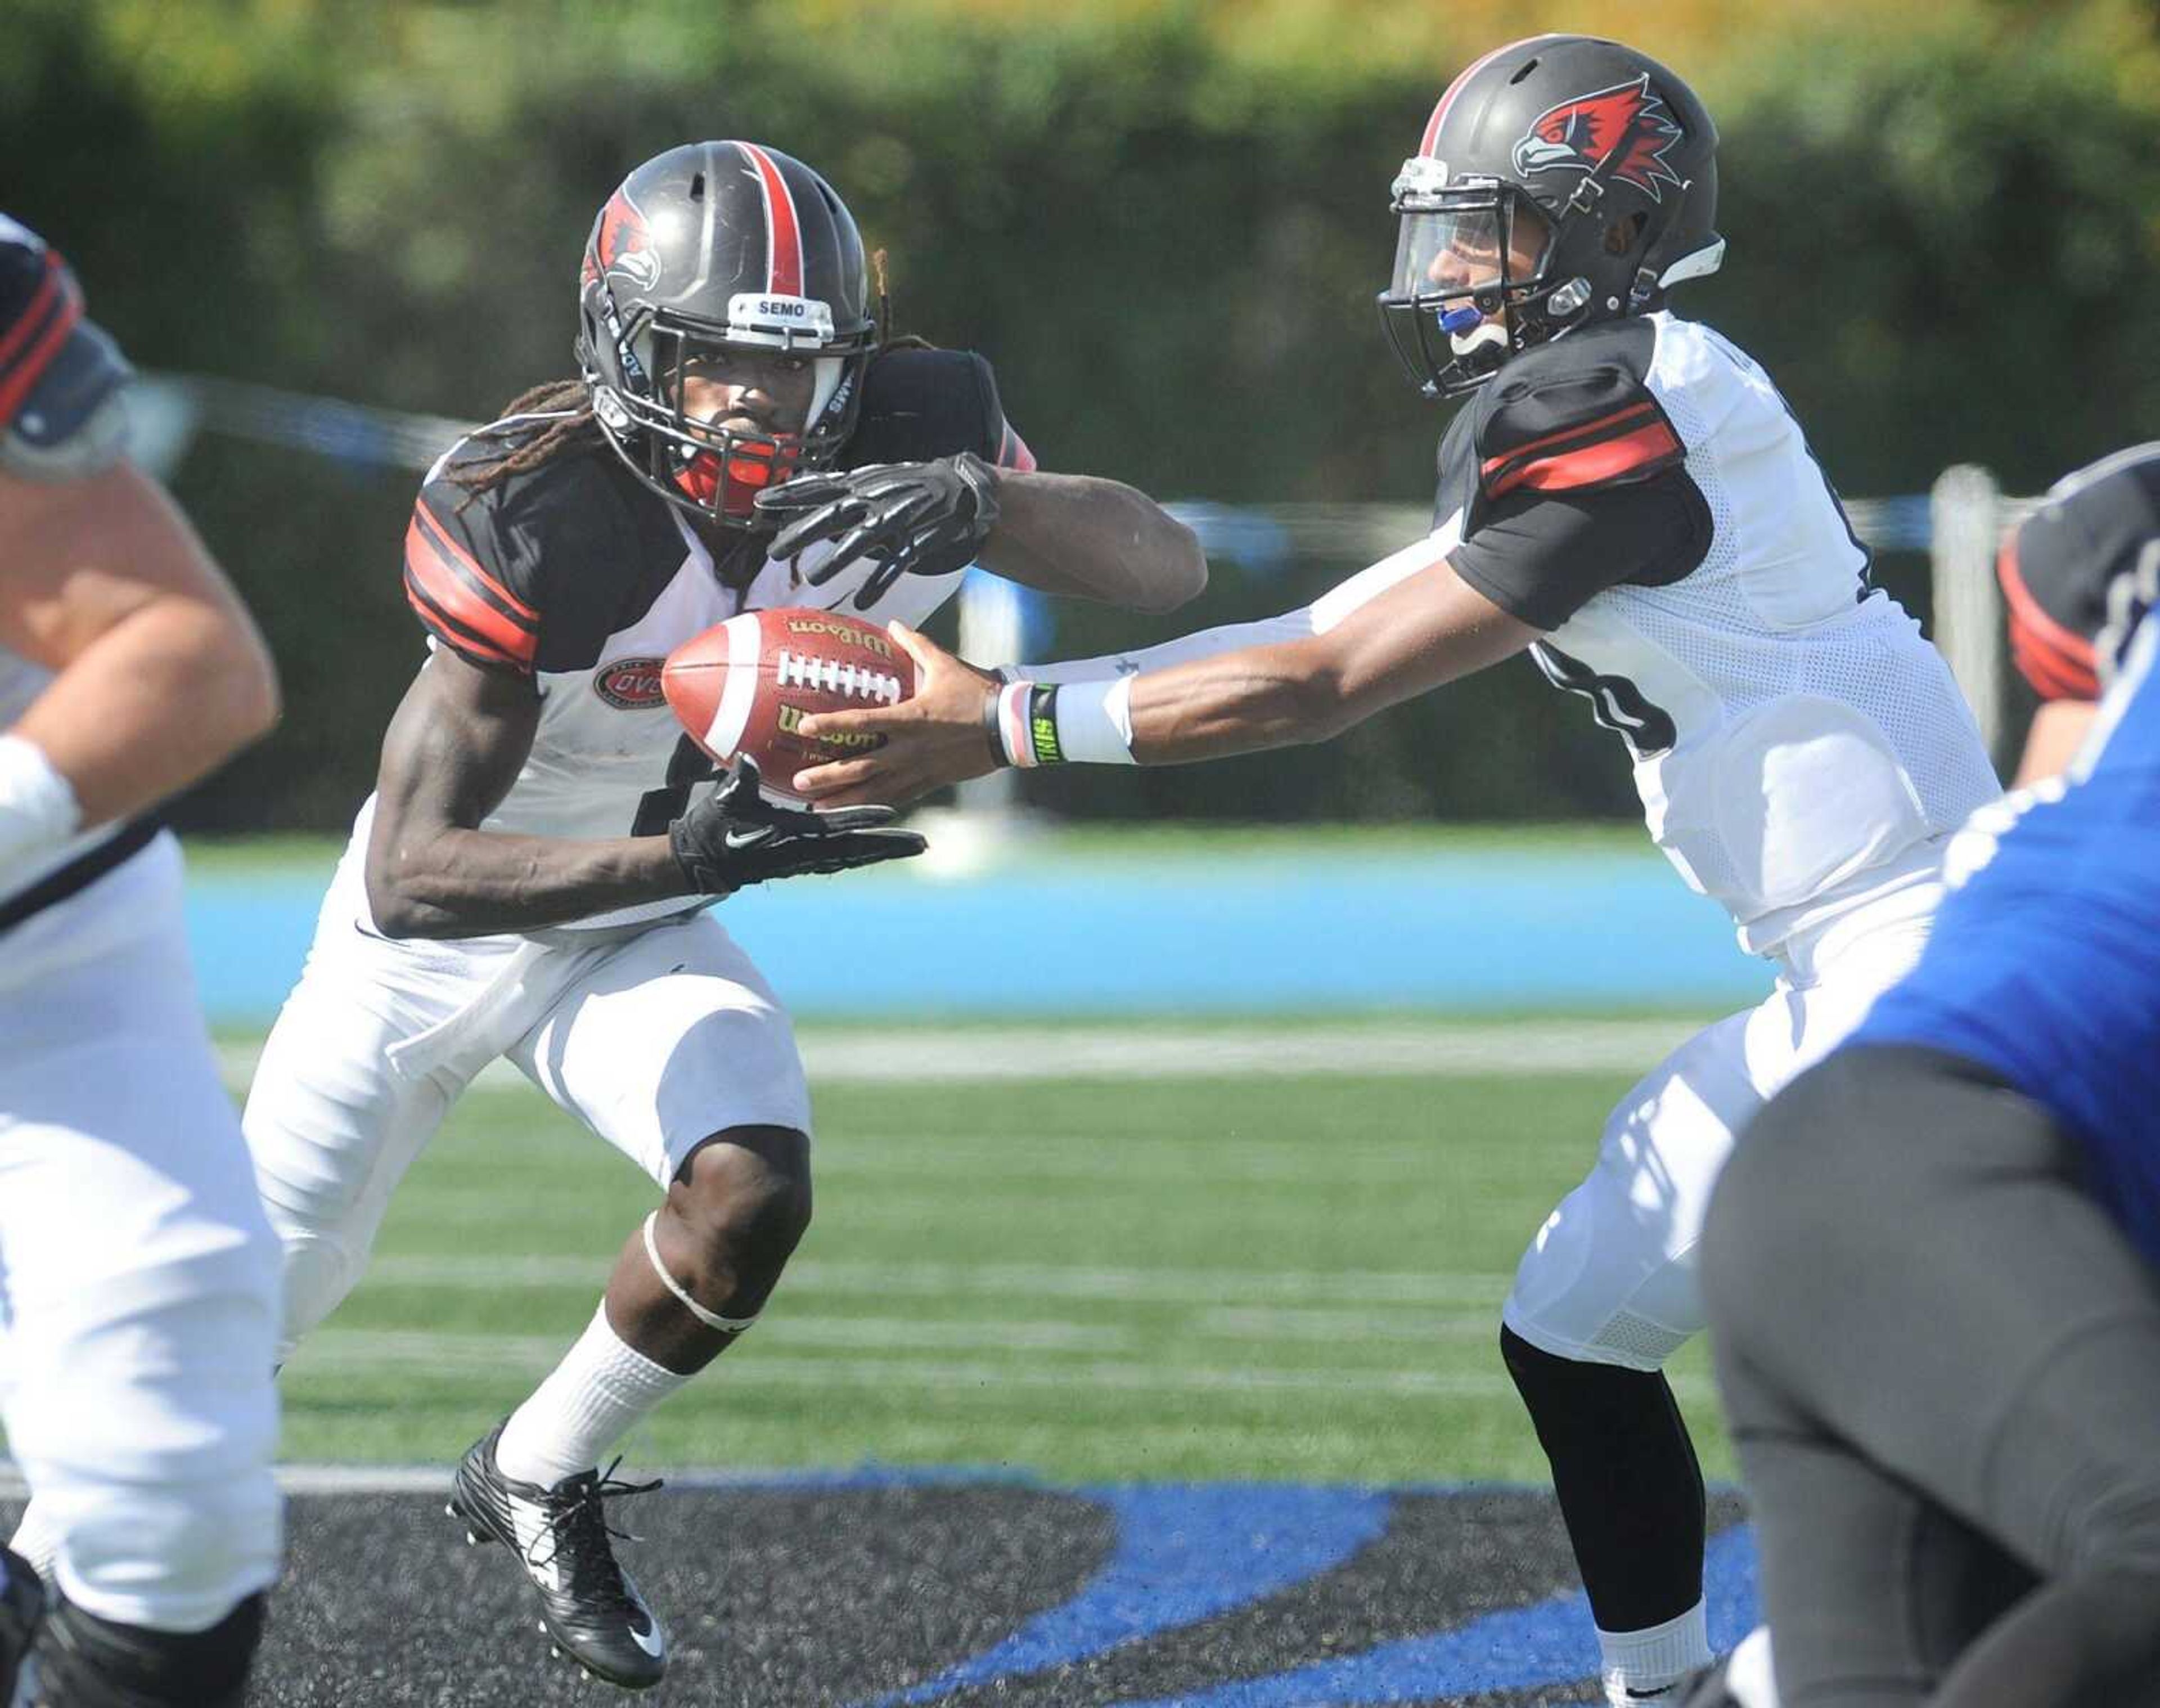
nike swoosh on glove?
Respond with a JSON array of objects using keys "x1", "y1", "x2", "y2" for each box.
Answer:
[
  {"x1": 754, "y1": 451, "x2": 1000, "y2": 609},
  {"x1": 669, "y1": 757, "x2": 926, "y2": 895}
]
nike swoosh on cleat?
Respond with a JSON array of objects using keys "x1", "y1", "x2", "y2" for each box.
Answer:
[{"x1": 629, "y1": 1617, "x2": 665, "y2": 1660}]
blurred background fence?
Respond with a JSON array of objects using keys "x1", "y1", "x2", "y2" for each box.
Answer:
[{"x1": 10, "y1": 0, "x2": 2158, "y2": 833}]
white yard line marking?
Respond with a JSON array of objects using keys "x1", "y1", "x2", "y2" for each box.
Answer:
[
  {"x1": 215, "y1": 1019, "x2": 1698, "y2": 1091},
  {"x1": 360, "y1": 1252, "x2": 1517, "y2": 1305},
  {"x1": 1189, "y1": 1306, "x2": 1502, "y2": 1342},
  {"x1": 286, "y1": 1328, "x2": 1718, "y2": 1406},
  {"x1": 0, "y1": 1464, "x2": 814, "y2": 1499}
]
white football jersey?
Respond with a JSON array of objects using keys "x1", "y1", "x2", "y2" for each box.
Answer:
[
  {"x1": 1512, "y1": 316, "x2": 2001, "y2": 951},
  {"x1": 328, "y1": 346, "x2": 1025, "y2": 935},
  {"x1": 1033, "y1": 313, "x2": 2000, "y2": 955}
]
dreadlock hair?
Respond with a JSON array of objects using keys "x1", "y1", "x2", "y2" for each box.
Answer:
[{"x1": 448, "y1": 379, "x2": 604, "y2": 507}]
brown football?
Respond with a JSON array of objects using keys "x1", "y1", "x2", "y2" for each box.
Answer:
[{"x1": 662, "y1": 606, "x2": 915, "y2": 795}]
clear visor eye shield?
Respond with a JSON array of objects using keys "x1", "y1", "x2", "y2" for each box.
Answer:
[{"x1": 1385, "y1": 160, "x2": 1554, "y2": 345}]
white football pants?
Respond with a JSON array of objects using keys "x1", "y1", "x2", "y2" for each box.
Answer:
[
  {"x1": 0, "y1": 837, "x2": 282, "y2": 1631},
  {"x1": 243, "y1": 870, "x2": 811, "y2": 1365},
  {"x1": 1502, "y1": 874, "x2": 1942, "y2": 1370}
]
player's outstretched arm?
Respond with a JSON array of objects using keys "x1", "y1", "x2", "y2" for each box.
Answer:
[
  {"x1": 364, "y1": 650, "x2": 920, "y2": 938},
  {"x1": 974, "y1": 469, "x2": 1207, "y2": 613},
  {"x1": 792, "y1": 553, "x2": 1539, "y2": 804},
  {"x1": 0, "y1": 461, "x2": 280, "y2": 835},
  {"x1": 759, "y1": 456, "x2": 1206, "y2": 614}
]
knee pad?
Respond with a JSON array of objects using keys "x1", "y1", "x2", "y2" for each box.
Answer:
[{"x1": 31, "y1": 1590, "x2": 266, "y2": 1708}]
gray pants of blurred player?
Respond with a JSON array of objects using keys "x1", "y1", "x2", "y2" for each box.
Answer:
[{"x1": 1701, "y1": 1044, "x2": 2160, "y2": 1707}]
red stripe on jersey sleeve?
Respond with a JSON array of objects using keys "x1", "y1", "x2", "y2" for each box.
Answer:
[
  {"x1": 403, "y1": 577, "x2": 525, "y2": 670},
  {"x1": 2011, "y1": 627, "x2": 2099, "y2": 703},
  {"x1": 413, "y1": 499, "x2": 540, "y2": 622},
  {"x1": 403, "y1": 515, "x2": 537, "y2": 669},
  {"x1": 1479, "y1": 401, "x2": 1659, "y2": 479},
  {"x1": 997, "y1": 422, "x2": 1038, "y2": 473},
  {"x1": 1485, "y1": 419, "x2": 1684, "y2": 499},
  {"x1": 1998, "y1": 539, "x2": 2100, "y2": 702},
  {"x1": 0, "y1": 256, "x2": 82, "y2": 426}
]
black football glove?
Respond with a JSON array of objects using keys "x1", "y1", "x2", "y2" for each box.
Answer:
[
  {"x1": 668, "y1": 757, "x2": 925, "y2": 896},
  {"x1": 755, "y1": 451, "x2": 1001, "y2": 610}
]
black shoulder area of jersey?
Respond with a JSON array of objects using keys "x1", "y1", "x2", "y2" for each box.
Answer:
[
  {"x1": 2001, "y1": 443, "x2": 2160, "y2": 700},
  {"x1": 1469, "y1": 318, "x2": 1683, "y2": 502},
  {"x1": 1433, "y1": 403, "x2": 1480, "y2": 531},
  {"x1": 843, "y1": 347, "x2": 1027, "y2": 469},
  {"x1": 402, "y1": 425, "x2": 685, "y2": 676}
]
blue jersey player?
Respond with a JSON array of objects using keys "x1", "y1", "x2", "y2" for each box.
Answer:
[{"x1": 1695, "y1": 444, "x2": 2160, "y2": 1708}]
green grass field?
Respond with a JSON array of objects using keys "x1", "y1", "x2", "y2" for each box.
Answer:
[{"x1": 272, "y1": 1033, "x2": 1733, "y2": 1486}]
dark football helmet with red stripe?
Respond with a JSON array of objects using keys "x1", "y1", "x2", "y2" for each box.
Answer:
[
  {"x1": 576, "y1": 142, "x2": 878, "y2": 528},
  {"x1": 1379, "y1": 35, "x2": 1722, "y2": 398}
]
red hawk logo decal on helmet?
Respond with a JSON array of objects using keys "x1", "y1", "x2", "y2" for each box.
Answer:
[
  {"x1": 1511, "y1": 75, "x2": 1686, "y2": 203},
  {"x1": 584, "y1": 188, "x2": 662, "y2": 292}
]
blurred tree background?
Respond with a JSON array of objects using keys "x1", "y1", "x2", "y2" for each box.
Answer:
[{"x1": 6, "y1": 0, "x2": 2158, "y2": 829}]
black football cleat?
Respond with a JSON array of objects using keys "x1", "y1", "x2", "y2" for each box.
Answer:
[{"x1": 448, "y1": 1424, "x2": 668, "y2": 1690}]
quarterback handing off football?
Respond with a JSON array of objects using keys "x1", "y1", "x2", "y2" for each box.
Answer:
[{"x1": 663, "y1": 606, "x2": 916, "y2": 795}]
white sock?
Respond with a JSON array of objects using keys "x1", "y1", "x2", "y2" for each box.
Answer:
[
  {"x1": 494, "y1": 1305, "x2": 691, "y2": 1487},
  {"x1": 1725, "y1": 1624, "x2": 1781, "y2": 1708},
  {"x1": 1599, "y1": 1599, "x2": 1711, "y2": 1703},
  {"x1": 7, "y1": 1498, "x2": 60, "y2": 1586}
]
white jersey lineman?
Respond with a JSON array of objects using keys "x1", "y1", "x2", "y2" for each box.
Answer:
[{"x1": 0, "y1": 220, "x2": 281, "y2": 1645}]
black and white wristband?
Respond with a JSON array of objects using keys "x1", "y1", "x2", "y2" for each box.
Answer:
[{"x1": 988, "y1": 679, "x2": 1137, "y2": 768}]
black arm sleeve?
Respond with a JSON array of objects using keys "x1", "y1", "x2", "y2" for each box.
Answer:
[{"x1": 1450, "y1": 472, "x2": 1713, "y2": 631}]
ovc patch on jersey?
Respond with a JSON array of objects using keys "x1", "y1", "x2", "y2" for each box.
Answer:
[{"x1": 594, "y1": 657, "x2": 667, "y2": 709}]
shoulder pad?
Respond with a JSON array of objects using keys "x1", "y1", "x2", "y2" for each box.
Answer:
[
  {"x1": 1474, "y1": 320, "x2": 1682, "y2": 501},
  {"x1": 0, "y1": 229, "x2": 133, "y2": 479},
  {"x1": 2000, "y1": 444, "x2": 2160, "y2": 699},
  {"x1": 845, "y1": 347, "x2": 1030, "y2": 469}
]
